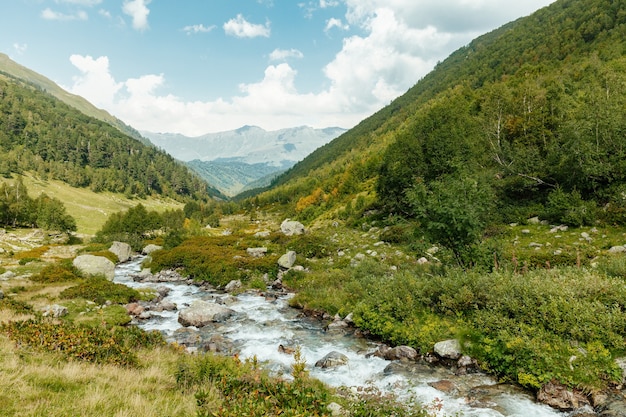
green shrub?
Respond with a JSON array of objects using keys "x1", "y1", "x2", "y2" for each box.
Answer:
[
  {"x1": 0, "y1": 318, "x2": 163, "y2": 367},
  {"x1": 543, "y1": 188, "x2": 597, "y2": 226},
  {"x1": 31, "y1": 261, "x2": 81, "y2": 283},
  {"x1": 60, "y1": 277, "x2": 140, "y2": 305}
]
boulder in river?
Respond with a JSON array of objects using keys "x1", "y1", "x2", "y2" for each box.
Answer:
[
  {"x1": 434, "y1": 339, "x2": 462, "y2": 360},
  {"x1": 315, "y1": 351, "x2": 349, "y2": 369},
  {"x1": 109, "y1": 241, "x2": 132, "y2": 263},
  {"x1": 178, "y1": 300, "x2": 235, "y2": 327},
  {"x1": 73, "y1": 254, "x2": 115, "y2": 280},
  {"x1": 536, "y1": 381, "x2": 590, "y2": 411}
]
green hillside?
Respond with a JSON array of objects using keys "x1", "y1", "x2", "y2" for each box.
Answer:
[
  {"x1": 251, "y1": 0, "x2": 626, "y2": 234},
  {"x1": 0, "y1": 53, "x2": 149, "y2": 146},
  {"x1": 0, "y1": 74, "x2": 225, "y2": 202}
]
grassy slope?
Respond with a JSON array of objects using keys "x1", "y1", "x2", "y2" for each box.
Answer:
[{"x1": 2, "y1": 174, "x2": 183, "y2": 236}]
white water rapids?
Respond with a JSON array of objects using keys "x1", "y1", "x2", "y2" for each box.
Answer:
[{"x1": 114, "y1": 257, "x2": 569, "y2": 417}]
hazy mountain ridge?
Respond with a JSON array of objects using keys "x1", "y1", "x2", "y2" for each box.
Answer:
[{"x1": 142, "y1": 125, "x2": 346, "y2": 196}]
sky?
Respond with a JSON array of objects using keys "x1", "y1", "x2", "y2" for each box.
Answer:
[{"x1": 1, "y1": 0, "x2": 556, "y2": 136}]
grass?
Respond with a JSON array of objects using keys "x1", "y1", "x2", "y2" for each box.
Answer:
[{"x1": 3, "y1": 174, "x2": 183, "y2": 236}]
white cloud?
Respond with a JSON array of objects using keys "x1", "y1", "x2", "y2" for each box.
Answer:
[
  {"x1": 13, "y1": 43, "x2": 28, "y2": 55},
  {"x1": 224, "y1": 14, "x2": 271, "y2": 38},
  {"x1": 68, "y1": 55, "x2": 123, "y2": 108},
  {"x1": 55, "y1": 0, "x2": 102, "y2": 5},
  {"x1": 324, "y1": 17, "x2": 349, "y2": 32},
  {"x1": 122, "y1": 0, "x2": 151, "y2": 31},
  {"x1": 65, "y1": 1, "x2": 556, "y2": 135},
  {"x1": 182, "y1": 24, "x2": 216, "y2": 35},
  {"x1": 269, "y1": 48, "x2": 304, "y2": 61},
  {"x1": 319, "y1": 0, "x2": 339, "y2": 7},
  {"x1": 99, "y1": 9, "x2": 111, "y2": 18},
  {"x1": 41, "y1": 8, "x2": 88, "y2": 21}
]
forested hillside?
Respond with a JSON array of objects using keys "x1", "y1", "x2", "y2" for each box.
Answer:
[
  {"x1": 251, "y1": 0, "x2": 626, "y2": 234},
  {"x1": 0, "y1": 76, "x2": 223, "y2": 201}
]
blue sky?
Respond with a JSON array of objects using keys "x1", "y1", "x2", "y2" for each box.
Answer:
[{"x1": 2, "y1": 0, "x2": 555, "y2": 136}]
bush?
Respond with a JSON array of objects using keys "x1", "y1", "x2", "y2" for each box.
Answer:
[
  {"x1": 30, "y1": 261, "x2": 81, "y2": 283},
  {"x1": 543, "y1": 187, "x2": 597, "y2": 226},
  {"x1": 60, "y1": 277, "x2": 140, "y2": 305}
]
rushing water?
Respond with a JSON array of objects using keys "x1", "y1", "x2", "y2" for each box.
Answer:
[{"x1": 114, "y1": 257, "x2": 568, "y2": 417}]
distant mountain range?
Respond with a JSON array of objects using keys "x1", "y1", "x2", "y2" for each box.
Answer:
[{"x1": 141, "y1": 126, "x2": 346, "y2": 196}]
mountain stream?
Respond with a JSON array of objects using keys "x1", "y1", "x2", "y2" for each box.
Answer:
[{"x1": 114, "y1": 257, "x2": 568, "y2": 417}]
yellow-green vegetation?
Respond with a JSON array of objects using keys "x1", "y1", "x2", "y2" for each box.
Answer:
[{"x1": 14, "y1": 174, "x2": 184, "y2": 235}]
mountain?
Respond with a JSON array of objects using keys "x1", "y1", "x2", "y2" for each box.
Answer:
[
  {"x1": 249, "y1": 0, "x2": 626, "y2": 228},
  {"x1": 0, "y1": 53, "x2": 149, "y2": 146},
  {"x1": 0, "y1": 68, "x2": 225, "y2": 202},
  {"x1": 142, "y1": 126, "x2": 346, "y2": 196}
]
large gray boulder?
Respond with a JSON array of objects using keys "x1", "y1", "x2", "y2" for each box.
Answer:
[
  {"x1": 178, "y1": 300, "x2": 235, "y2": 327},
  {"x1": 142, "y1": 244, "x2": 163, "y2": 255},
  {"x1": 315, "y1": 351, "x2": 349, "y2": 369},
  {"x1": 280, "y1": 219, "x2": 305, "y2": 236},
  {"x1": 73, "y1": 255, "x2": 115, "y2": 280},
  {"x1": 109, "y1": 241, "x2": 132, "y2": 263},
  {"x1": 434, "y1": 339, "x2": 462, "y2": 360},
  {"x1": 278, "y1": 251, "x2": 297, "y2": 269}
]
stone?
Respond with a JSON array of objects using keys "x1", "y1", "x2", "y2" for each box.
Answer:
[
  {"x1": 254, "y1": 231, "x2": 270, "y2": 238},
  {"x1": 246, "y1": 247, "x2": 267, "y2": 258},
  {"x1": 41, "y1": 304, "x2": 68, "y2": 318},
  {"x1": 434, "y1": 339, "x2": 462, "y2": 360},
  {"x1": 126, "y1": 302, "x2": 145, "y2": 316},
  {"x1": 109, "y1": 241, "x2": 132, "y2": 263},
  {"x1": 0, "y1": 270, "x2": 16, "y2": 281},
  {"x1": 278, "y1": 251, "x2": 297, "y2": 269},
  {"x1": 73, "y1": 255, "x2": 116, "y2": 280},
  {"x1": 537, "y1": 381, "x2": 590, "y2": 411},
  {"x1": 615, "y1": 357, "x2": 626, "y2": 383},
  {"x1": 224, "y1": 279, "x2": 242, "y2": 293},
  {"x1": 417, "y1": 257, "x2": 429, "y2": 264},
  {"x1": 527, "y1": 217, "x2": 540, "y2": 224},
  {"x1": 280, "y1": 219, "x2": 305, "y2": 236},
  {"x1": 203, "y1": 334, "x2": 236, "y2": 354},
  {"x1": 429, "y1": 380, "x2": 457, "y2": 394},
  {"x1": 327, "y1": 402, "x2": 348, "y2": 416},
  {"x1": 142, "y1": 244, "x2": 163, "y2": 255},
  {"x1": 315, "y1": 351, "x2": 349, "y2": 369},
  {"x1": 609, "y1": 246, "x2": 626, "y2": 254},
  {"x1": 178, "y1": 300, "x2": 235, "y2": 327},
  {"x1": 385, "y1": 346, "x2": 419, "y2": 361}
]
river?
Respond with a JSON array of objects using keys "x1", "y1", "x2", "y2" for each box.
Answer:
[{"x1": 114, "y1": 256, "x2": 569, "y2": 417}]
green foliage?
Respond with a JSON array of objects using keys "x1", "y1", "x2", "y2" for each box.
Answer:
[
  {"x1": 1, "y1": 318, "x2": 164, "y2": 367},
  {"x1": 0, "y1": 77, "x2": 214, "y2": 201},
  {"x1": 0, "y1": 179, "x2": 76, "y2": 231},
  {"x1": 94, "y1": 204, "x2": 163, "y2": 250},
  {"x1": 30, "y1": 260, "x2": 81, "y2": 283},
  {"x1": 60, "y1": 276, "x2": 140, "y2": 305},
  {"x1": 543, "y1": 188, "x2": 597, "y2": 226},
  {"x1": 176, "y1": 353, "x2": 331, "y2": 417},
  {"x1": 0, "y1": 297, "x2": 33, "y2": 314},
  {"x1": 148, "y1": 236, "x2": 279, "y2": 287}
]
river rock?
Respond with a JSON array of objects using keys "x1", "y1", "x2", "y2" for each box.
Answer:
[
  {"x1": 126, "y1": 302, "x2": 145, "y2": 316},
  {"x1": 73, "y1": 254, "x2": 115, "y2": 280},
  {"x1": 599, "y1": 393, "x2": 626, "y2": 417},
  {"x1": 537, "y1": 381, "x2": 590, "y2": 411},
  {"x1": 280, "y1": 219, "x2": 305, "y2": 236},
  {"x1": 41, "y1": 304, "x2": 68, "y2": 318},
  {"x1": 178, "y1": 300, "x2": 235, "y2": 327},
  {"x1": 247, "y1": 247, "x2": 267, "y2": 258},
  {"x1": 315, "y1": 351, "x2": 349, "y2": 368},
  {"x1": 616, "y1": 357, "x2": 626, "y2": 383},
  {"x1": 142, "y1": 244, "x2": 163, "y2": 255},
  {"x1": 388, "y1": 346, "x2": 419, "y2": 361},
  {"x1": 109, "y1": 241, "x2": 132, "y2": 263},
  {"x1": 278, "y1": 251, "x2": 297, "y2": 269},
  {"x1": 224, "y1": 280, "x2": 242, "y2": 293},
  {"x1": 434, "y1": 339, "x2": 462, "y2": 360},
  {"x1": 203, "y1": 334, "x2": 236, "y2": 354},
  {"x1": 429, "y1": 379, "x2": 458, "y2": 394}
]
